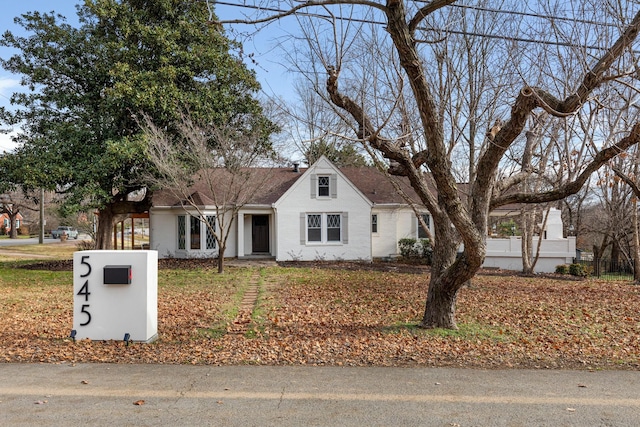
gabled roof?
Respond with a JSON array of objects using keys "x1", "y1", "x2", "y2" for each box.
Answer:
[
  {"x1": 339, "y1": 166, "x2": 425, "y2": 205},
  {"x1": 152, "y1": 160, "x2": 437, "y2": 208},
  {"x1": 151, "y1": 159, "x2": 535, "y2": 218},
  {"x1": 152, "y1": 167, "x2": 308, "y2": 207},
  {"x1": 273, "y1": 156, "x2": 374, "y2": 208},
  {"x1": 248, "y1": 168, "x2": 309, "y2": 204}
]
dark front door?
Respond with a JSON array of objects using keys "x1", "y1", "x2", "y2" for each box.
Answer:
[{"x1": 252, "y1": 215, "x2": 270, "y2": 253}]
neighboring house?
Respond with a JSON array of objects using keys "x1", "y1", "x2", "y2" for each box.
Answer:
[
  {"x1": 1, "y1": 212, "x2": 23, "y2": 232},
  {"x1": 149, "y1": 156, "x2": 575, "y2": 272}
]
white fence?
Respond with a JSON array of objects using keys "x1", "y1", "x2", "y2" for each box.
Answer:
[{"x1": 483, "y1": 236, "x2": 576, "y2": 273}]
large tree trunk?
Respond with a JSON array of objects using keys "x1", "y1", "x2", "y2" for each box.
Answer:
[
  {"x1": 422, "y1": 280, "x2": 458, "y2": 329},
  {"x1": 95, "y1": 192, "x2": 153, "y2": 250},
  {"x1": 421, "y1": 214, "x2": 484, "y2": 329},
  {"x1": 8, "y1": 213, "x2": 19, "y2": 239},
  {"x1": 96, "y1": 206, "x2": 115, "y2": 250}
]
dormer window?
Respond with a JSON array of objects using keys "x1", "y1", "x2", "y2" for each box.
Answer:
[
  {"x1": 318, "y1": 176, "x2": 330, "y2": 197},
  {"x1": 311, "y1": 174, "x2": 337, "y2": 198}
]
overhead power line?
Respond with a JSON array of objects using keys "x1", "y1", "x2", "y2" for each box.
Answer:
[
  {"x1": 447, "y1": 3, "x2": 619, "y2": 28},
  {"x1": 214, "y1": 1, "x2": 625, "y2": 51}
]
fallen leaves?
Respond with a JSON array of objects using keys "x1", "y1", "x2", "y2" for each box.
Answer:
[{"x1": 1, "y1": 261, "x2": 640, "y2": 369}]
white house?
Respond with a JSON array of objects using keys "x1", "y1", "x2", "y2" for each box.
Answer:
[{"x1": 148, "y1": 156, "x2": 575, "y2": 272}]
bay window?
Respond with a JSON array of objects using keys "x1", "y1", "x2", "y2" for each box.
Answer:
[{"x1": 177, "y1": 214, "x2": 217, "y2": 253}]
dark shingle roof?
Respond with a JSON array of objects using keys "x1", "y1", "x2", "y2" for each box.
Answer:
[
  {"x1": 153, "y1": 165, "x2": 438, "y2": 207},
  {"x1": 152, "y1": 164, "x2": 529, "y2": 216},
  {"x1": 339, "y1": 166, "x2": 424, "y2": 205},
  {"x1": 152, "y1": 167, "x2": 307, "y2": 207}
]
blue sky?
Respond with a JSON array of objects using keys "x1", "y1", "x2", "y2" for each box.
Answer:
[
  {"x1": 0, "y1": 1, "x2": 293, "y2": 153},
  {"x1": 0, "y1": 2, "x2": 80, "y2": 152}
]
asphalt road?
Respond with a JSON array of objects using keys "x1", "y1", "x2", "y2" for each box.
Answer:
[
  {"x1": 0, "y1": 235, "x2": 88, "y2": 247},
  {"x1": 1, "y1": 364, "x2": 639, "y2": 426}
]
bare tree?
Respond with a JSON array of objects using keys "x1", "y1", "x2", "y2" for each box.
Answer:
[
  {"x1": 143, "y1": 115, "x2": 275, "y2": 273},
  {"x1": 0, "y1": 191, "x2": 37, "y2": 238},
  {"x1": 218, "y1": 1, "x2": 640, "y2": 328},
  {"x1": 610, "y1": 147, "x2": 640, "y2": 283}
]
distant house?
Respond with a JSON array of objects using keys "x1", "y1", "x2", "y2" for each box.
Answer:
[
  {"x1": 1, "y1": 212, "x2": 23, "y2": 233},
  {"x1": 149, "y1": 156, "x2": 575, "y2": 272}
]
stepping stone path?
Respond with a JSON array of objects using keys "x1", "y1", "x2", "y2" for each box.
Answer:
[{"x1": 227, "y1": 269, "x2": 261, "y2": 334}]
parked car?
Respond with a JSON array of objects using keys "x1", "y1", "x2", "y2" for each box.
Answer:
[{"x1": 51, "y1": 226, "x2": 79, "y2": 239}]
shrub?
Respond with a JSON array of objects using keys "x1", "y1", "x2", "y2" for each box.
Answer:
[
  {"x1": 419, "y1": 238, "x2": 433, "y2": 263},
  {"x1": 569, "y1": 263, "x2": 590, "y2": 277},
  {"x1": 555, "y1": 264, "x2": 570, "y2": 274},
  {"x1": 76, "y1": 240, "x2": 97, "y2": 251},
  {"x1": 398, "y1": 238, "x2": 432, "y2": 264},
  {"x1": 398, "y1": 238, "x2": 420, "y2": 258}
]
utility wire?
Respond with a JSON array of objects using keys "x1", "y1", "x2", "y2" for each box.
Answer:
[
  {"x1": 447, "y1": 3, "x2": 619, "y2": 28},
  {"x1": 214, "y1": 1, "x2": 626, "y2": 51}
]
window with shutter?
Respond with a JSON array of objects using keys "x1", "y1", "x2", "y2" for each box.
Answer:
[
  {"x1": 318, "y1": 176, "x2": 330, "y2": 197},
  {"x1": 303, "y1": 213, "x2": 345, "y2": 244},
  {"x1": 307, "y1": 214, "x2": 322, "y2": 241},
  {"x1": 327, "y1": 214, "x2": 341, "y2": 241}
]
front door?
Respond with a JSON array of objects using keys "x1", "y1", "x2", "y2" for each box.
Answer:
[{"x1": 252, "y1": 215, "x2": 270, "y2": 253}]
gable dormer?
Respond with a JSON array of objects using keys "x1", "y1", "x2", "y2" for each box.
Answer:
[{"x1": 310, "y1": 173, "x2": 337, "y2": 199}]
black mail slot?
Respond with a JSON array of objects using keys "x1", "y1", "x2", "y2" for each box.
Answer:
[{"x1": 104, "y1": 265, "x2": 132, "y2": 285}]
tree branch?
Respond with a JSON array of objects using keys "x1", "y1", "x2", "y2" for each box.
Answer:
[
  {"x1": 476, "y1": 7, "x2": 640, "y2": 208},
  {"x1": 491, "y1": 121, "x2": 640, "y2": 209},
  {"x1": 212, "y1": 0, "x2": 387, "y2": 25},
  {"x1": 612, "y1": 164, "x2": 640, "y2": 198},
  {"x1": 408, "y1": 0, "x2": 457, "y2": 34}
]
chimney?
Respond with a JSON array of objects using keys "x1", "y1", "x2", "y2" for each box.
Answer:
[{"x1": 293, "y1": 161, "x2": 300, "y2": 173}]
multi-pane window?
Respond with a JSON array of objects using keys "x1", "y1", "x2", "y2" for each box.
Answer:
[
  {"x1": 418, "y1": 214, "x2": 431, "y2": 239},
  {"x1": 307, "y1": 214, "x2": 322, "y2": 242},
  {"x1": 178, "y1": 214, "x2": 216, "y2": 252},
  {"x1": 190, "y1": 216, "x2": 201, "y2": 249},
  {"x1": 205, "y1": 216, "x2": 216, "y2": 249},
  {"x1": 306, "y1": 213, "x2": 343, "y2": 243},
  {"x1": 327, "y1": 214, "x2": 341, "y2": 241},
  {"x1": 177, "y1": 215, "x2": 186, "y2": 250},
  {"x1": 318, "y1": 176, "x2": 330, "y2": 197},
  {"x1": 371, "y1": 214, "x2": 378, "y2": 233}
]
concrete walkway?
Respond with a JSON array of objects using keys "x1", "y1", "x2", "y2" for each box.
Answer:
[{"x1": 1, "y1": 364, "x2": 639, "y2": 426}]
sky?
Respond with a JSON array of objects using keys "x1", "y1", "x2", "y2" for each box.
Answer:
[{"x1": 0, "y1": 1, "x2": 294, "y2": 153}]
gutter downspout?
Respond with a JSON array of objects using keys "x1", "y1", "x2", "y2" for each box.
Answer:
[{"x1": 271, "y1": 204, "x2": 278, "y2": 261}]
